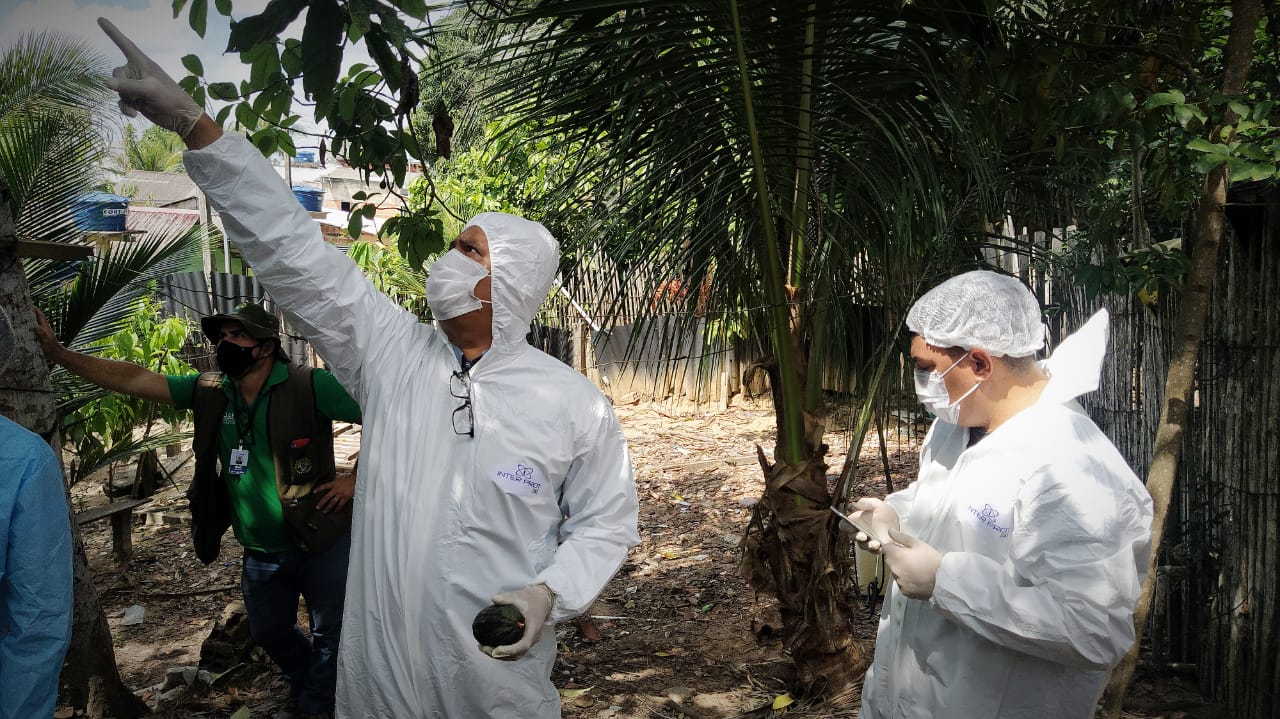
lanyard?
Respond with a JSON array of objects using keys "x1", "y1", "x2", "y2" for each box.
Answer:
[{"x1": 231, "y1": 387, "x2": 268, "y2": 449}]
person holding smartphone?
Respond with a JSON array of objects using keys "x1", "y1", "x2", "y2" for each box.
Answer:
[{"x1": 845, "y1": 270, "x2": 1153, "y2": 719}]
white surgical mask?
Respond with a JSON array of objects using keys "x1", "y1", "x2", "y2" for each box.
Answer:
[
  {"x1": 426, "y1": 249, "x2": 491, "y2": 320},
  {"x1": 913, "y1": 351, "x2": 982, "y2": 424}
]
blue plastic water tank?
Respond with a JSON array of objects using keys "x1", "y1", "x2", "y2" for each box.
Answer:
[
  {"x1": 71, "y1": 191, "x2": 130, "y2": 232},
  {"x1": 292, "y1": 186, "x2": 324, "y2": 212}
]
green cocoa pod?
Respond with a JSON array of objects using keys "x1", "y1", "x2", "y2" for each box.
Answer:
[{"x1": 472, "y1": 603, "x2": 525, "y2": 647}]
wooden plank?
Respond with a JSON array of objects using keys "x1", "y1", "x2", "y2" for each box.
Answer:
[
  {"x1": 75, "y1": 497, "x2": 151, "y2": 525},
  {"x1": 14, "y1": 239, "x2": 94, "y2": 260},
  {"x1": 112, "y1": 511, "x2": 133, "y2": 565}
]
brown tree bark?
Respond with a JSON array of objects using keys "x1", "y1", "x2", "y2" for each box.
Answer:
[
  {"x1": 1099, "y1": 0, "x2": 1265, "y2": 714},
  {"x1": 740, "y1": 358, "x2": 872, "y2": 701},
  {"x1": 0, "y1": 179, "x2": 149, "y2": 718}
]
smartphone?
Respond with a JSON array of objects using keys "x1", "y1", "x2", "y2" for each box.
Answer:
[{"x1": 830, "y1": 505, "x2": 883, "y2": 545}]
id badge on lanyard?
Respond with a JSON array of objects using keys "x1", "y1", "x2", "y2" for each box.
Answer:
[{"x1": 229, "y1": 444, "x2": 250, "y2": 476}]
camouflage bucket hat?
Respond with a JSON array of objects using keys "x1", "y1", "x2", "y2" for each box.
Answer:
[{"x1": 201, "y1": 302, "x2": 290, "y2": 362}]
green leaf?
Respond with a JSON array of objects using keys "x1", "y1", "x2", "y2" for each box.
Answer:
[
  {"x1": 188, "y1": 0, "x2": 208, "y2": 37},
  {"x1": 226, "y1": 0, "x2": 308, "y2": 53},
  {"x1": 281, "y1": 39, "x2": 303, "y2": 77},
  {"x1": 208, "y1": 82, "x2": 239, "y2": 100},
  {"x1": 1144, "y1": 91, "x2": 1184, "y2": 110},
  {"x1": 397, "y1": 0, "x2": 427, "y2": 20},
  {"x1": 215, "y1": 0, "x2": 232, "y2": 16},
  {"x1": 252, "y1": 89, "x2": 273, "y2": 115},
  {"x1": 348, "y1": 0, "x2": 373, "y2": 42},
  {"x1": 181, "y1": 54, "x2": 204, "y2": 76},
  {"x1": 301, "y1": 0, "x2": 343, "y2": 106},
  {"x1": 1249, "y1": 163, "x2": 1277, "y2": 181},
  {"x1": 172, "y1": 0, "x2": 189, "y2": 17},
  {"x1": 1228, "y1": 101, "x2": 1250, "y2": 119},
  {"x1": 338, "y1": 88, "x2": 356, "y2": 121},
  {"x1": 365, "y1": 30, "x2": 402, "y2": 90},
  {"x1": 402, "y1": 132, "x2": 421, "y2": 160},
  {"x1": 270, "y1": 88, "x2": 294, "y2": 120},
  {"x1": 215, "y1": 104, "x2": 233, "y2": 126},
  {"x1": 1173, "y1": 104, "x2": 1205, "y2": 128},
  {"x1": 347, "y1": 211, "x2": 363, "y2": 239},
  {"x1": 276, "y1": 130, "x2": 296, "y2": 156},
  {"x1": 234, "y1": 101, "x2": 256, "y2": 129},
  {"x1": 1185, "y1": 138, "x2": 1221, "y2": 154},
  {"x1": 251, "y1": 128, "x2": 278, "y2": 156}
]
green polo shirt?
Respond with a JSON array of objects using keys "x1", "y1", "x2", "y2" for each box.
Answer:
[{"x1": 167, "y1": 362, "x2": 361, "y2": 552}]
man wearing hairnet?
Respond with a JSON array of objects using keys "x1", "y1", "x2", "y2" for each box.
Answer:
[
  {"x1": 95, "y1": 18, "x2": 639, "y2": 719},
  {"x1": 0, "y1": 305, "x2": 74, "y2": 719},
  {"x1": 844, "y1": 270, "x2": 1153, "y2": 718}
]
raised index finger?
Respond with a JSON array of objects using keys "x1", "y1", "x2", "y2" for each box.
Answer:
[{"x1": 98, "y1": 17, "x2": 147, "y2": 63}]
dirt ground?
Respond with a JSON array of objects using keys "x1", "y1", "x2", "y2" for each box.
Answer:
[{"x1": 64, "y1": 397, "x2": 1213, "y2": 718}]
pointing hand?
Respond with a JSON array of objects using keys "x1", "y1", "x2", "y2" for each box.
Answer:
[{"x1": 98, "y1": 17, "x2": 204, "y2": 137}]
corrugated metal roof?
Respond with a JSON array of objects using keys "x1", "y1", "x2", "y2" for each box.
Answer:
[
  {"x1": 126, "y1": 206, "x2": 206, "y2": 236},
  {"x1": 120, "y1": 170, "x2": 199, "y2": 208}
]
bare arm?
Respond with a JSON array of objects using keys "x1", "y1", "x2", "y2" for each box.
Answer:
[
  {"x1": 183, "y1": 114, "x2": 222, "y2": 150},
  {"x1": 34, "y1": 309, "x2": 172, "y2": 405}
]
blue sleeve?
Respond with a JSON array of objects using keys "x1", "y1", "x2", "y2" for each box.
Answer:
[{"x1": 0, "y1": 446, "x2": 73, "y2": 719}]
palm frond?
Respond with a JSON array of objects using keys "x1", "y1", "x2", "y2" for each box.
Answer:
[
  {"x1": 0, "y1": 30, "x2": 109, "y2": 122},
  {"x1": 65, "y1": 429, "x2": 191, "y2": 486},
  {"x1": 30, "y1": 222, "x2": 210, "y2": 349},
  {"x1": 0, "y1": 31, "x2": 112, "y2": 245},
  {"x1": 462, "y1": 1, "x2": 998, "y2": 404}
]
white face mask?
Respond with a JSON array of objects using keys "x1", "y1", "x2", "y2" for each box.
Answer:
[
  {"x1": 426, "y1": 249, "x2": 491, "y2": 321},
  {"x1": 913, "y1": 351, "x2": 982, "y2": 424}
]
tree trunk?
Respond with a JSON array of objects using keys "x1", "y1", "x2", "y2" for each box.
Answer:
[
  {"x1": 0, "y1": 179, "x2": 149, "y2": 718},
  {"x1": 59, "y1": 491, "x2": 150, "y2": 718},
  {"x1": 1099, "y1": 0, "x2": 1264, "y2": 713},
  {"x1": 740, "y1": 360, "x2": 872, "y2": 701},
  {"x1": 0, "y1": 184, "x2": 56, "y2": 434}
]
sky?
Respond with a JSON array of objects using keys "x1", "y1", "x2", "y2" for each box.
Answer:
[{"x1": 0, "y1": 0, "x2": 378, "y2": 146}]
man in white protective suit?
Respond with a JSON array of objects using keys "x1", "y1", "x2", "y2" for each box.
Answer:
[
  {"x1": 96, "y1": 18, "x2": 640, "y2": 719},
  {"x1": 843, "y1": 270, "x2": 1154, "y2": 718}
]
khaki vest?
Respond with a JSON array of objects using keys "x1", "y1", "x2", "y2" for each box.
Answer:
[{"x1": 188, "y1": 364, "x2": 345, "y2": 563}]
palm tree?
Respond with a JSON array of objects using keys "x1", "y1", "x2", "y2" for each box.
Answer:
[
  {"x1": 456, "y1": 1, "x2": 1001, "y2": 696},
  {"x1": 0, "y1": 30, "x2": 195, "y2": 718},
  {"x1": 111, "y1": 122, "x2": 186, "y2": 175}
]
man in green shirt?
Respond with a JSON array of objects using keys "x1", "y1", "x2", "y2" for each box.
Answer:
[{"x1": 36, "y1": 302, "x2": 359, "y2": 719}]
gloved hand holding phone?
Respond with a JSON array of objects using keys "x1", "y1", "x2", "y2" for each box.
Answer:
[{"x1": 832, "y1": 497, "x2": 900, "y2": 553}]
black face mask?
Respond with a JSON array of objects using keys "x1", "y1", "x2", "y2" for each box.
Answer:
[{"x1": 216, "y1": 340, "x2": 261, "y2": 378}]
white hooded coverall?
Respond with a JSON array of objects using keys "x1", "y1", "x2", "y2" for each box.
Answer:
[
  {"x1": 860, "y1": 311, "x2": 1154, "y2": 719},
  {"x1": 186, "y1": 133, "x2": 640, "y2": 718}
]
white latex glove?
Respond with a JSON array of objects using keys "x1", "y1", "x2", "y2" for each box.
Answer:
[
  {"x1": 487, "y1": 583, "x2": 555, "y2": 660},
  {"x1": 838, "y1": 497, "x2": 900, "y2": 553},
  {"x1": 98, "y1": 18, "x2": 204, "y2": 137},
  {"x1": 881, "y1": 528, "x2": 943, "y2": 600}
]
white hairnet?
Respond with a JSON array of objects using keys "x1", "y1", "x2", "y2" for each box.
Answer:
[
  {"x1": 0, "y1": 304, "x2": 13, "y2": 373},
  {"x1": 906, "y1": 270, "x2": 1046, "y2": 357},
  {"x1": 463, "y1": 212, "x2": 559, "y2": 347}
]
